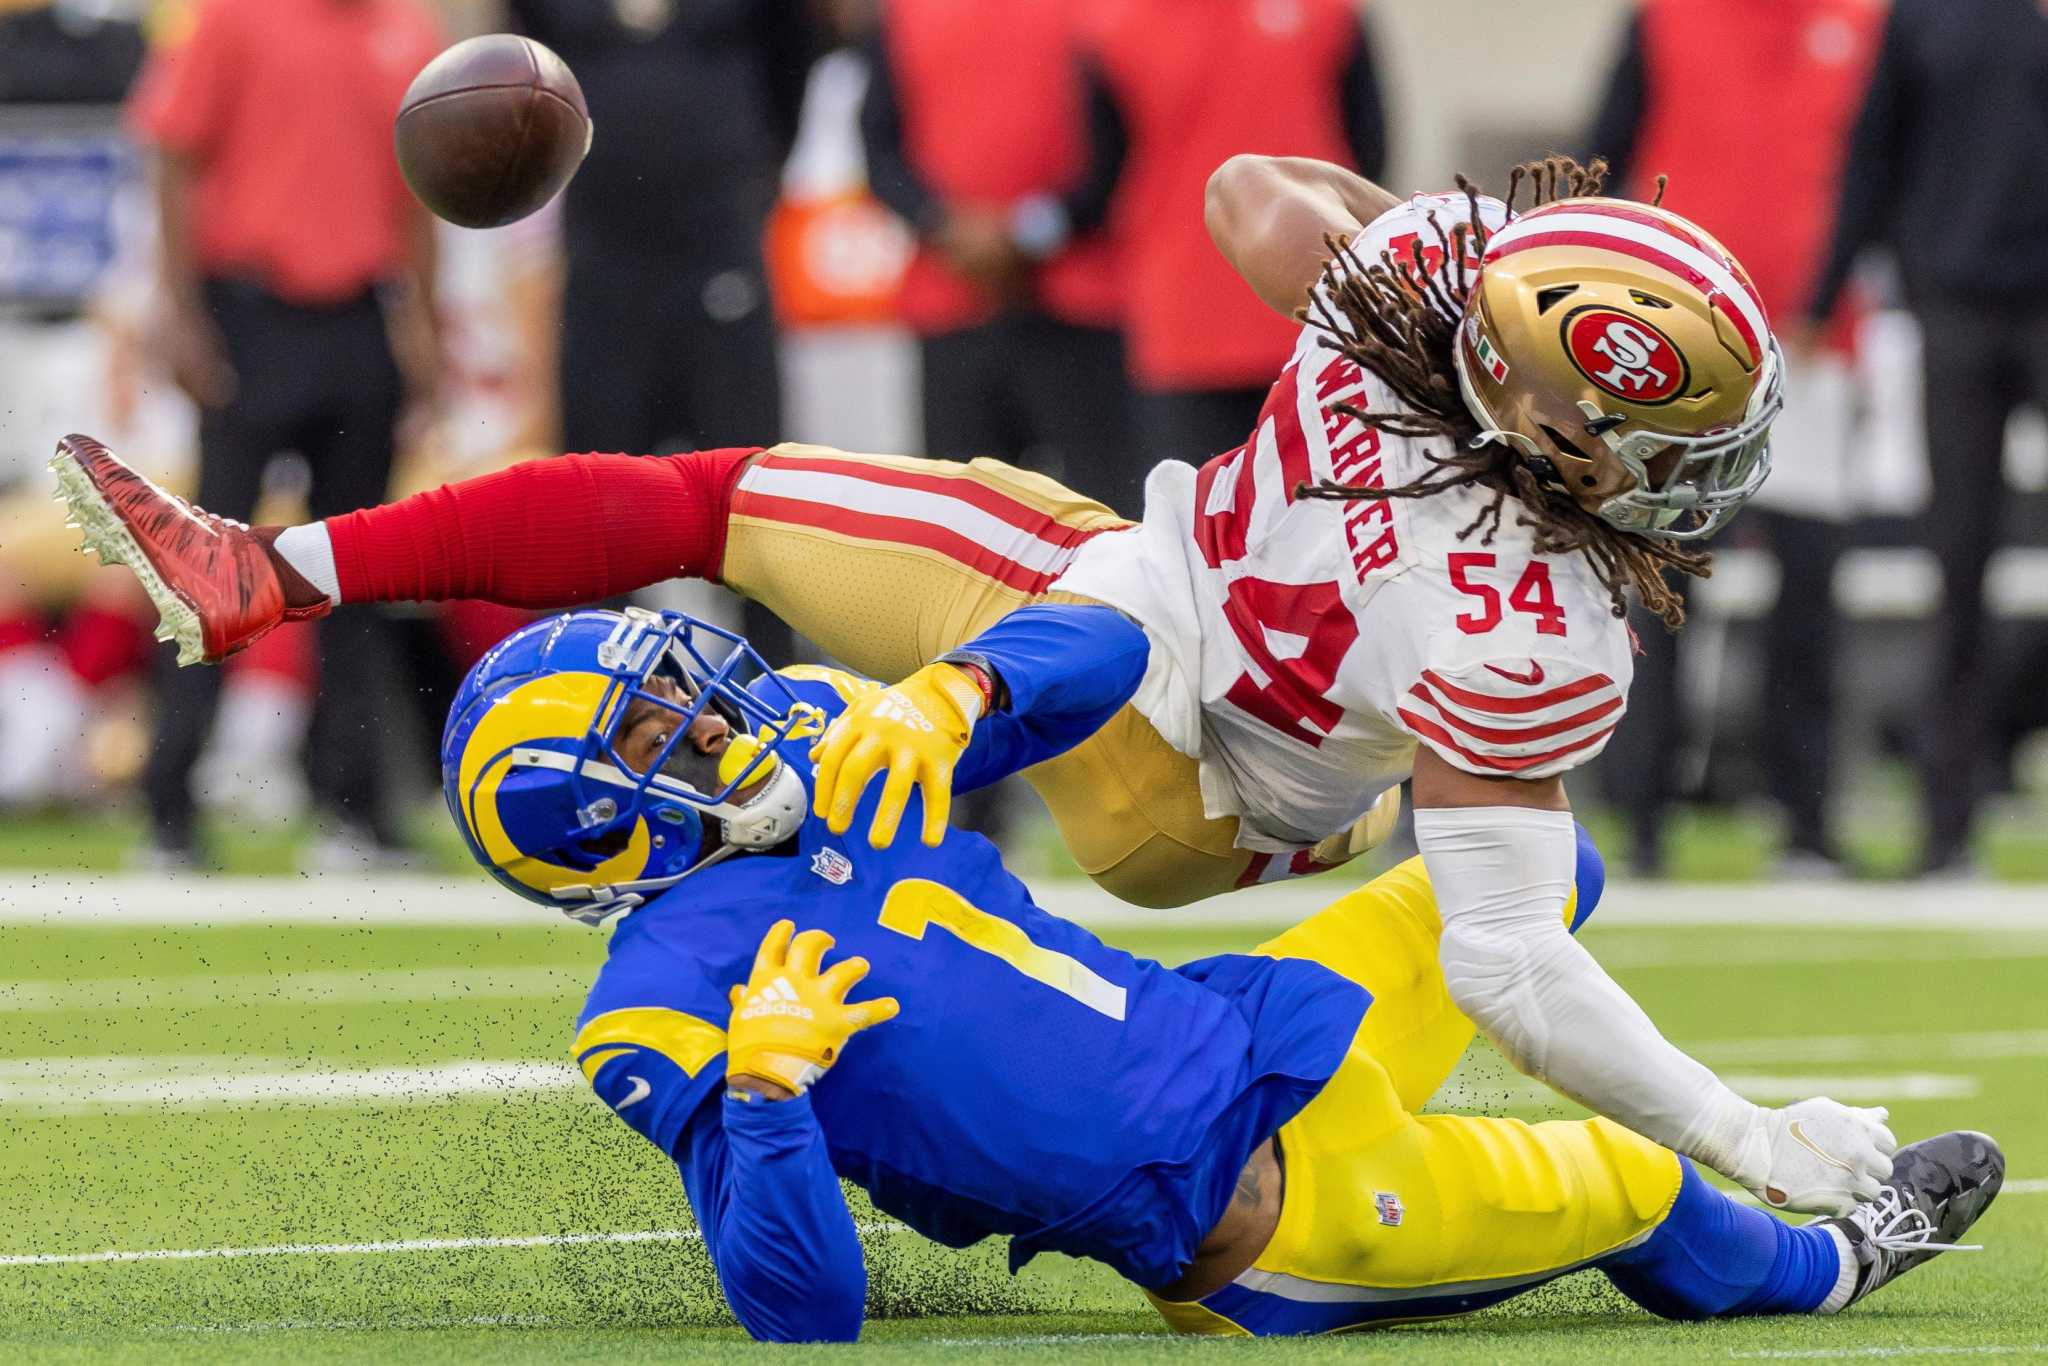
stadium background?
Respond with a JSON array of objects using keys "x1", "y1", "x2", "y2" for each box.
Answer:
[{"x1": 1, "y1": 0, "x2": 2047, "y2": 1358}]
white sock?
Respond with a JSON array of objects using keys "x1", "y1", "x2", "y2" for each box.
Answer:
[
  {"x1": 272, "y1": 523, "x2": 341, "y2": 604},
  {"x1": 1814, "y1": 1224, "x2": 1860, "y2": 1314}
]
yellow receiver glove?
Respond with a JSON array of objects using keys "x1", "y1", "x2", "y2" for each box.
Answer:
[
  {"x1": 726, "y1": 919, "x2": 900, "y2": 1094},
  {"x1": 808, "y1": 661, "x2": 983, "y2": 848}
]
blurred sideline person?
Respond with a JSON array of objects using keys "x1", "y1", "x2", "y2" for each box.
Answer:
[
  {"x1": 1080, "y1": 0, "x2": 1386, "y2": 470},
  {"x1": 860, "y1": 0, "x2": 1135, "y2": 512},
  {"x1": 124, "y1": 0, "x2": 442, "y2": 866},
  {"x1": 1804, "y1": 0, "x2": 2048, "y2": 878},
  {"x1": 1587, "y1": 0, "x2": 1883, "y2": 877},
  {"x1": 507, "y1": 0, "x2": 823, "y2": 662},
  {"x1": 433, "y1": 606, "x2": 1996, "y2": 1342}
]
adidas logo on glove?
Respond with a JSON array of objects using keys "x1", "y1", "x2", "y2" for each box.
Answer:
[{"x1": 737, "y1": 976, "x2": 816, "y2": 1023}]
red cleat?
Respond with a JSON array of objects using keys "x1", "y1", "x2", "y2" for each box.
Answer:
[{"x1": 49, "y1": 434, "x2": 328, "y2": 665}]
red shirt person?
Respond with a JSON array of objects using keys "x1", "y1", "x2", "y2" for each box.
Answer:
[
  {"x1": 1080, "y1": 0, "x2": 1386, "y2": 475},
  {"x1": 122, "y1": 0, "x2": 442, "y2": 864},
  {"x1": 861, "y1": 0, "x2": 1138, "y2": 512}
]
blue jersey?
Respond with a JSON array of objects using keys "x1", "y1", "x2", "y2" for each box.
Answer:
[{"x1": 570, "y1": 639, "x2": 1370, "y2": 1341}]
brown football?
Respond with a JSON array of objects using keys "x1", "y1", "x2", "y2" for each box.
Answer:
[{"x1": 394, "y1": 34, "x2": 590, "y2": 230}]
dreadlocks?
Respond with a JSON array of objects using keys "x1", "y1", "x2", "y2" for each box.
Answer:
[{"x1": 1293, "y1": 154, "x2": 1708, "y2": 630}]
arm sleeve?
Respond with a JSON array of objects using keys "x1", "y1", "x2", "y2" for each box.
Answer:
[
  {"x1": 859, "y1": 27, "x2": 943, "y2": 234},
  {"x1": 1337, "y1": 15, "x2": 1388, "y2": 181},
  {"x1": 1584, "y1": 8, "x2": 1647, "y2": 192},
  {"x1": 1057, "y1": 61, "x2": 1129, "y2": 235},
  {"x1": 1415, "y1": 806, "x2": 1766, "y2": 1183},
  {"x1": 674, "y1": 1093, "x2": 868, "y2": 1344},
  {"x1": 941, "y1": 604, "x2": 1150, "y2": 790},
  {"x1": 1805, "y1": 3, "x2": 1908, "y2": 323},
  {"x1": 577, "y1": 987, "x2": 866, "y2": 1344}
]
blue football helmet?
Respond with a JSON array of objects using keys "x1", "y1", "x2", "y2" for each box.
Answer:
[{"x1": 441, "y1": 608, "x2": 816, "y2": 924}]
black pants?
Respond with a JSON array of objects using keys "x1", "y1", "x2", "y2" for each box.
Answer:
[
  {"x1": 1755, "y1": 511, "x2": 1843, "y2": 855},
  {"x1": 1135, "y1": 384, "x2": 1271, "y2": 481},
  {"x1": 1606, "y1": 512, "x2": 1843, "y2": 869},
  {"x1": 145, "y1": 279, "x2": 401, "y2": 848},
  {"x1": 919, "y1": 315, "x2": 1137, "y2": 516},
  {"x1": 559, "y1": 248, "x2": 790, "y2": 657},
  {"x1": 1912, "y1": 291, "x2": 2048, "y2": 867}
]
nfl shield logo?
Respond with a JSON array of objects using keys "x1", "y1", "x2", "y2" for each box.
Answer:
[
  {"x1": 1374, "y1": 1191, "x2": 1404, "y2": 1227},
  {"x1": 811, "y1": 847, "x2": 851, "y2": 892},
  {"x1": 810, "y1": 848, "x2": 854, "y2": 886}
]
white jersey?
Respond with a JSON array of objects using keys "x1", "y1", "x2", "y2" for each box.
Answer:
[{"x1": 1054, "y1": 194, "x2": 1636, "y2": 856}]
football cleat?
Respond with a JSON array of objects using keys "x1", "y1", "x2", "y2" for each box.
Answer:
[
  {"x1": 1817, "y1": 1129, "x2": 2002, "y2": 1311},
  {"x1": 48, "y1": 434, "x2": 327, "y2": 666}
]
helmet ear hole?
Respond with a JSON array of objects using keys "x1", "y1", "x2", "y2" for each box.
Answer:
[{"x1": 1537, "y1": 423, "x2": 1600, "y2": 466}]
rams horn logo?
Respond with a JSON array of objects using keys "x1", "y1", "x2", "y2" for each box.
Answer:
[{"x1": 1562, "y1": 306, "x2": 1688, "y2": 405}]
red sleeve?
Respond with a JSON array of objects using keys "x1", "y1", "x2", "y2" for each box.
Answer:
[
  {"x1": 126, "y1": 0, "x2": 239, "y2": 154},
  {"x1": 325, "y1": 449, "x2": 761, "y2": 607}
]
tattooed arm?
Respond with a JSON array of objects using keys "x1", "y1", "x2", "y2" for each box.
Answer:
[{"x1": 1155, "y1": 1139, "x2": 1286, "y2": 1301}]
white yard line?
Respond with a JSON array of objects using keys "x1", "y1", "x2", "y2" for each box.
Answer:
[
  {"x1": 0, "y1": 966, "x2": 582, "y2": 1013},
  {"x1": 1715, "y1": 1073, "x2": 1980, "y2": 1102},
  {"x1": 1, "y1": 1220, "x2": 902, "y2": 1269},
  {"x1": 1588, "y1": 935, "x2": 2048, "y2": 969},
  {"x1": 0, "y1": 1057, "x2": 580, "y2": 1111},
  {"x1": 6, "y1": 1188, "x2": 2042, "y2": 1275},
  {"x1": 1681, "y1": 1029, "x2": 2048, "y2": 1066},
  {"x1": 8, "y1": 873, "x2": 2048, "y2": 930},
  {"x1": 1729, "y1": 1348, "x2": 2048, "y2": 1361}
]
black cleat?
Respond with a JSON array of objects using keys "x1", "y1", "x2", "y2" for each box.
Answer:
[{"x1": 1817, "y1": 1129, "x2": 2003, "y2": 1310}]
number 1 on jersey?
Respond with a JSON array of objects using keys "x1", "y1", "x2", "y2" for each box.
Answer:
[
  {"x1": 878, "y1": 880, "x2": 1128, "y2": 1020},
  {"x1": 1450, "y1": 553, "x2": 1568, "y2": 637}
]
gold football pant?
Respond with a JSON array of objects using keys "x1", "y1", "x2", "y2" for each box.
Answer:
[
  {"x1": 1147, "y1": 858, "x2": 1682, "y2": 1335},
  {"x1": 721, "y1": 443, "x2": 1395, "y2": 907}
]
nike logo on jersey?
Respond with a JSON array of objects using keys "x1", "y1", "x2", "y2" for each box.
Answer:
[
  {"x1": 616, "y1": 1075, "x2": 651, "y2": 1111},
  {"x1": 1485, "y1": 660, "x2": 1547, "y2": 686}
]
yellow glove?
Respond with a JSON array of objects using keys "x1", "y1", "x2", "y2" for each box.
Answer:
[
  {"x1": 808, "y1": 661, "x2": 985, "y2": 848},
  {"x1": 726, "y1": 919, "x2": 900, "y2": 1093}
]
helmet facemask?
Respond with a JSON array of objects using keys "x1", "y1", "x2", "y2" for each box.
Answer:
[{"x1": 570, "y1": 609, "x2": 812, "y2": 869}]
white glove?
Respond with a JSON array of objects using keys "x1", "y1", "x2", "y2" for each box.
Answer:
[{"x1": 1728, "y1": 1097, "x2": 1898, "y2": 1216}]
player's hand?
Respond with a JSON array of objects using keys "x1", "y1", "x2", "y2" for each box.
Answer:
[
  {"x1": 1739, "y1": 1097, "x2": 1898, "y2": 1215},
  {"x1": 809, "y1": 662, "x2": 984, "y2": 848},
  {"x1": 725, "y1": 919, "x2": 900, "y2": 1094}
]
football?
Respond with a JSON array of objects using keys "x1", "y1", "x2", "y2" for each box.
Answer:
[{"x1": 394, "y1": 33, "x2": 591, "y2": 230}]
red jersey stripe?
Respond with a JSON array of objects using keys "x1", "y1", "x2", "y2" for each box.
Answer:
[
  {"x1": 1418, "y1": 668, "x2": 1615, "y2": 716},
  {"x1": 1406, "y1": 683, "x2": 1623, "y2": 745},
  {"x1": 731, "y1": 490, "x2": 1075, "y2": 595},
  {"x1": 1398, "y1": 708, "x2": 1619, "y2": 774},
  {"x1": 751, "y1": 452, "x2": 1099, "y2": 549}
]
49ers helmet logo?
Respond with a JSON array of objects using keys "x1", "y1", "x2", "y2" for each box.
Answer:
[{"x1": 1562, "y1": 307, "x2": 1688, "y2": 405}]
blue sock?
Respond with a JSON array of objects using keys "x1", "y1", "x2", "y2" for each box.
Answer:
[{"x1": 1601, "y1": 1159, "x2": 1844, "y2": 1319}]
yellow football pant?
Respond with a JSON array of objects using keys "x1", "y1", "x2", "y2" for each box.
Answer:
[
  {"x1": 1149, "y1": 859, "x2": 1683, "y2": 1336},
  {"x1": 722, "y1": 444, "x2": 1395, "y2": 907}
]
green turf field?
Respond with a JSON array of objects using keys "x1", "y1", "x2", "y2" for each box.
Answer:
[{"x1": 1, "y1": 882, "x2": 2043, "y2": 1363}]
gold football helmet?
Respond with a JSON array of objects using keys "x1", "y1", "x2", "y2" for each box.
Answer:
[{"x1": 1453, "y1": 198, "x2": 1782, "y2": 540}]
